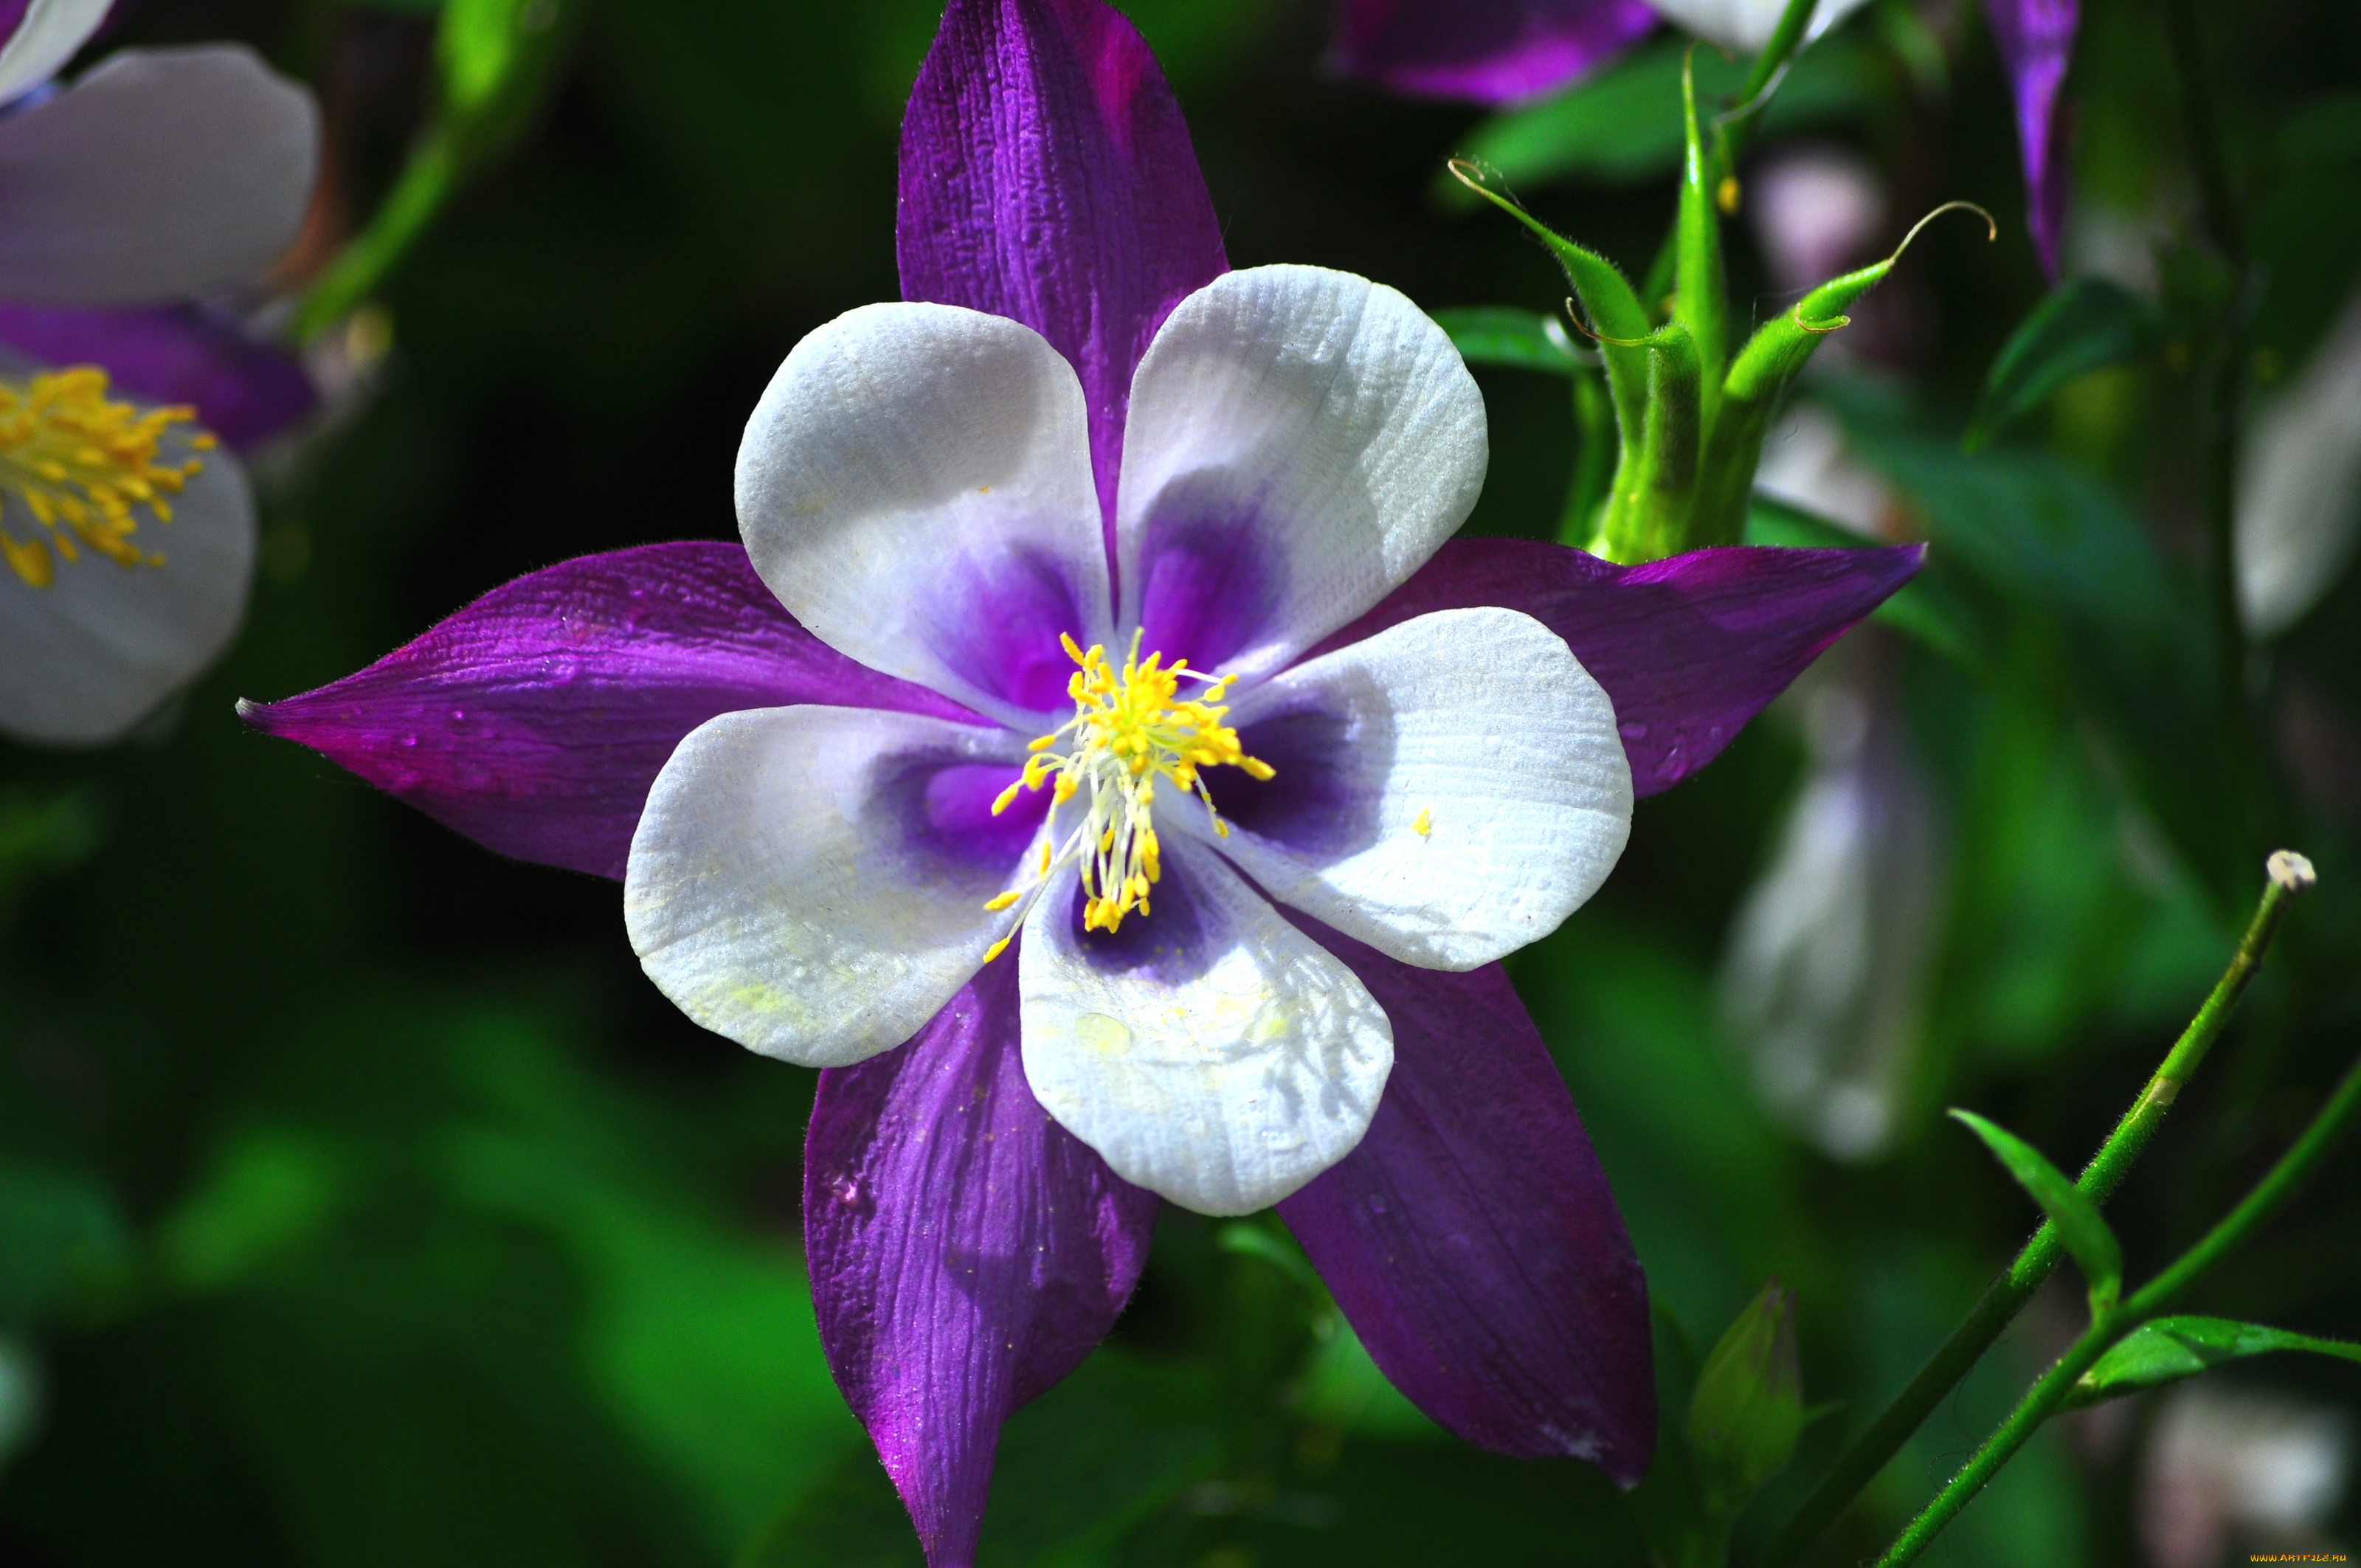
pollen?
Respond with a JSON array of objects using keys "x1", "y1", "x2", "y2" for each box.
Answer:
[
  {"x1": 0, "y1": 367, "x2": 211, "y2": 590},
  {"x1": 978, "y1": 628, "x2": 1273, "y2": 950},
  {"x1": 1413, "y1": 808, "x2": 1433, "y2": 838}
]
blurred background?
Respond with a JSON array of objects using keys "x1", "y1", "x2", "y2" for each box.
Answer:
[{"x1": 1, "y1": 0, "x2": 2357, "y2": 1564}]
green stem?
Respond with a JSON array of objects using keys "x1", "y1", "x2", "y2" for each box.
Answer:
[
  {"x1": 1559, "y1": 362, "x2": 1615, "y2": 548},
  {"x1": 1710, "y1": 0, "x2": 1821, "y2": 190},
  {"x1": 1636, "y1": 0, "x2": 1822, "y2": 322},
  {"x1": 1873, "y1": 1043, "x2": 2361, "y2": 1568},
  {"x1": 290, "y1": 125, "x2": 467, "y2": 344},
  {"x1": 1752, "y1": 860, "x2": 2312, "y2": 1568}
]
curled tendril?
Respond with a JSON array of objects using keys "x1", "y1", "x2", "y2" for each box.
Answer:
[
  {"x1": 1559, "y1": 299, "x2": 1658, "y2": 350},
  {"x1": 1884, "y1": 200, "x2": 1999, "y2": 268},
  {"x1": 1446, "y1": 156, "x2": 1515, "y2": 205},
  {"x1": 1791, "y1": 306, "x2": 1852, "y2": 335}
]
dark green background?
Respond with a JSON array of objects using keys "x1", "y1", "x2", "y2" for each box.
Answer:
[{"x1": 2, "y1": 0, "x2": 2357, "y2": 1563}]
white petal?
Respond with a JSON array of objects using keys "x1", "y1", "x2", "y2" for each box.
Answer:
[
  {"x1": 1114, "y1": 265, "x2": 1486, "y2": 680},
  {"x1": 0, "y1": 414, "x2": 252, "y2": 746},
  {"x1": 0, "y1": 0, "x2": 112, "y2": 108},
  {"x1": 1210, "y1": 607, "x2": 1632, "y2": 971},
  {"x1": 2237, "y1": 284, "x2": 2361, "y2": 638},
  {"x1": 0, "y1": 46, "x2": 319, "y2": 305},
  {"x1": 626, "y1": 705, "x2": 1035, "y2": 1068},
  {"x1": 735, "y1": 303, "x2": 1112, "y2": 726},
  {"x1": 1645, "y1": 0, "x2": 1870, "y2": 52},
  {"x1": 1018, "y1": 837, "x2": 1394, "y2": 1215}
]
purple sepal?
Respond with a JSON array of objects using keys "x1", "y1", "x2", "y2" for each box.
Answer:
[
  {"x1": 1315, "y1": 539, "x2": 1925, "y2": 797},
  {"x1": 1983, "y1": 0, "x2": 2077, "y2": 279},
  {"x1": 805, "y1": 956, "x2": 1161, "y2": 1568},
  {"x1": 240, "y1": 542, "x2": 981, "y2": 881},
  {"x1": 1277, "y1": 918, "x2": 1653, "y2": 1482},
  {"x1": 0, "y1": 2, "x2": 29, "y2": 49},
  {"x1": 1330, "y1": 0, "x2": 1659, "y2": 106},
  {"x1": 0, "y1": 301, "x2": 315, "y2": 449},
  {"x1": 898, "y1": 0, "x2": 1227, "y2": 541}
]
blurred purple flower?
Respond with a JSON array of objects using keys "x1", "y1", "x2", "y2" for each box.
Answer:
[
  {"x1": 0, "y1": 4, "x2": 318, "y2": 745},
  {"x1": 1330, "y1": 0, "x2": 1659, "y2": 105},
  {"x1": 243, "y1": 0, "x2": 1920, "y2": 1559},
  {"x1": 1983, "y1": 0, "x2": 2077, "y2": 277}
]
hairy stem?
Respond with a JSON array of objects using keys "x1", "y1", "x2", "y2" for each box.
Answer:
[
  {"x1": 1752, "y1": 861, "x2": 2310, "y2": 1568},
  {"x1": 1873, "y1": 1044, "x2": 2361, "y2": 1567}
]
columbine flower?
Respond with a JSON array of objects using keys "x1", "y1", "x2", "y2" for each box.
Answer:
[
  {"x1": 0, "y1": 2, "x2": 319, "y2": 744},
  {"x1": 1332, "y1": 0, "x2": 2076, "y2": 273},
  {"x1": 242, "y1": 0, "x2": 1919, "y2": 1560}
]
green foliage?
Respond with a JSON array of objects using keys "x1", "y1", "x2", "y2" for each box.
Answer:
[
  {"x1": 1432, "y1": 307, "x2": 1582, "y2": 376},
  {"x1": 2064, "y1": 1316, "x2": 2361, "y2": 1409},
  {"x1": 1948, "y1": 1112, "x2": 2122, "y2": 1314},
  {"x1": 1448, "y1": 37, "x2": 1896, "y2": 194},
  {"x1": 1965, "y1": 280, "x2": 2164, "y2": 451}
]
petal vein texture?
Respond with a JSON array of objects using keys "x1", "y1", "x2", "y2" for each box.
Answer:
[
  {"x1": 899, "y1": 0, "x2": 1228, "y2": 542},
  {"x1": 239, "y1": 542, "x2": 978, "y2": 880},
  {"x1": 1277, "y1": 917, "x2": 1654, "y2": 1482},
  {"x1": 805, "y1": 958, "x2": 1159, "y2": 1568}
]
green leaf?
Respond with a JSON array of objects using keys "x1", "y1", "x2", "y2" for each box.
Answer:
[
  {"x1": 2064, "y1": 1316, "x2": 2361, "y2": 1409},
  {"x1": 1965, "y1": 280, "x2": 2163, "y2": 450},
  {"x1": 1449, "y1": 36, "x2": 1890, "y2": 193},
  {"x1": 1949, "y1": 1110, "x2": 2122, "y2": 1313},
  {"x1": 1430, "y1": 306, "x2": 1580, "y2": 376},
  {"x1": 1742, "y1": 496, "x2": 1989, "y2": 671},
  {"x1": 1684, "y1": 1278, "x2": 1805, "y2": 1521}
]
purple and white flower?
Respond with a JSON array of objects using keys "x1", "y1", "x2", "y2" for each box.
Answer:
[
  {"x1": 0, "y1": 0, "x2": 318, "y2": 744},
  {"x1": 243, "y1": 0, "x2": 1920, "y2": 1559}
]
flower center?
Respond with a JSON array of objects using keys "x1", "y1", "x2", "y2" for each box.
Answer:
[
  {"x1": 0, "y1": 368, "x2": 212, "y2": 590},
  {"x1": 978, "y1": 630, "x2": 1273, "y2": 959}
]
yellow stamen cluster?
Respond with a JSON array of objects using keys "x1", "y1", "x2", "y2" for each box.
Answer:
[
  {"x1": 0, "y1": 367, "x2": 212, "y2": 590},
  {"x1": 978, "y1": 629, "x2": 1274, "y2": 959}
]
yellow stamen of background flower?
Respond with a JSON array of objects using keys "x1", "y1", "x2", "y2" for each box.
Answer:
[
  {"x1": 977, "y1": 629, "x2": 1273, "y2": 956},
  {"x1": 0, "y1": 368, "x2": 210, "y2": 590}
]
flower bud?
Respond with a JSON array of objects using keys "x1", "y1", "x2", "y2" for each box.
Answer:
[{"x1": 1686, "y1": 1277, "x2": 1804, "y2": 1518}]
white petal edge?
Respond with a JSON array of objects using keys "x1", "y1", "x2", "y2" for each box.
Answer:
[
  {"x1": 626, "y1": 705, "x2": 1034, "y2": 1068},
  {"x1": 1114, "y1": 264, "x2": 1487, "y2": 680},
  {"x1": 735, "y1": 302, "x2": 1112, "y2": 727},
  {"x1": 0, "y1": 0, "x2": 111, "y2": 108},
  {"x1": 1018, "y1": 836, "x2": 1394, "y2": 1216},
  {"x1": 1208, "y1": 607, "x2": 1633, "y2": 971},
  {"x1": 0, "y1": 46, "x2": 319, "y2": 305},
  {"x1": 1644, "y1": 0, "x2": 1871, "y2": 52},
  {"x1": 0, "y1": 412, "x2": 252, "y2": 745},
  {"x1": 2236, "y1": 283, "x2": 2361, "y2": 638}
]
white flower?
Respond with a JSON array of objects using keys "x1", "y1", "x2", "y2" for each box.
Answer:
[
  {"x1": 1645, "y1": 0, "x2": 1872, "y2": 55},
  {"x1": 623, "y1": 265, "x2": 1635, "y2": 1215},
  {"x1": 0, "y1": 18, "x2": 317, "y2": 745},
  {"x1": 2238, "y1": 283, "x2": 2361, "y2": 639}
]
